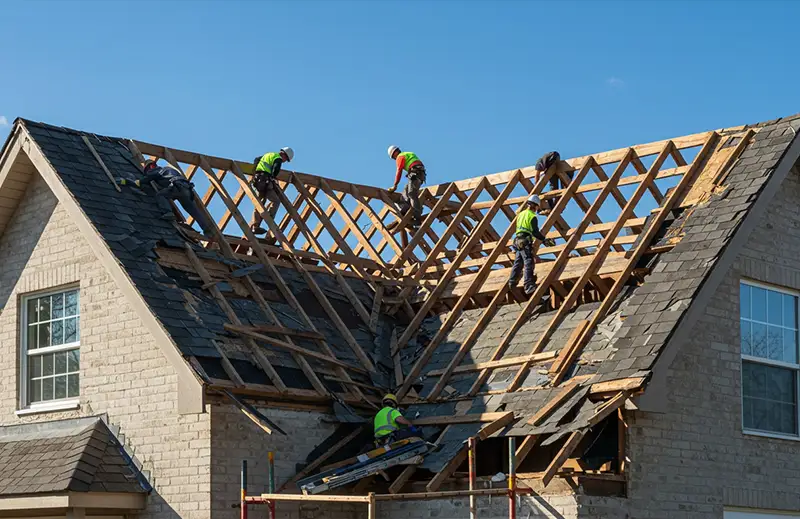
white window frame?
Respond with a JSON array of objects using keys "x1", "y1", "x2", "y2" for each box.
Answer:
[
  {"x1": 18, "y1": 286, "x2": 80, "y2": 413},
  {"x1": 740, "y1": 279, "x2": 800, "y2": 440}
]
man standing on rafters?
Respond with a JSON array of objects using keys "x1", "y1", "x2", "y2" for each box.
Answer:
[
  {"x1": 508, "y1": 194, "x2": 555, "y2": 296},
  {"x1": 387, "y1": 145, "x2": 426, "y2": 228},
  {"x1": 251, "y1": 147, "x2": 294, "y2": 235}
]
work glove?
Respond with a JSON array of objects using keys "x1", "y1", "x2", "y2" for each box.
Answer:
[
  {"x1": 387, "y1": 186, "x2": 397, "y2": 193},
  {"x1": 118, "y1": 178, "x2": 141, "y2": 187},
  {"x1": 543, "y1": 238, "x2": 556, "y2": 247}
]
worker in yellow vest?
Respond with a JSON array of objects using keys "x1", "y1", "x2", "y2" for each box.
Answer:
[
  {"x1": 374, "y1": 394, "x2": 420, "y2": 446},
  {"x1": 387, "y1": 146, "x2": 426, "y2": 228},
  {"x1": 508, "y1": 194, "x2": 555, "y2": 296},
  {"x1": 251, "y1": 147, "x2": 294, "y2": 235}
]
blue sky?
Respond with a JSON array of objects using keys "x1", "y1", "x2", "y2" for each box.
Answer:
[{"x1": 2, "y1": 0, "x2": 799, "y2": 191}]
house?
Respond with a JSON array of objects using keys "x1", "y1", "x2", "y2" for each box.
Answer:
[{"x1": 0, "y1": 112, "x2": 799, "y2": 519}]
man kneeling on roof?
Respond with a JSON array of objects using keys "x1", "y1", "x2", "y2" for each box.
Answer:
[
  {"x1": 251, "y1": 147, "x2": 294, "y2": 236},
  {"x1": 118, "y1": 160, "x2": 216, "y2": 236},
  {"x1": 374, "y1": 394, "x2": 421, "y2": 446},
  {"x1": 387, "y1": 145, "x2": 426, "y2": 228},
  {"x1": 508, "y1": 194, "x2": 555, "y2": 296}
]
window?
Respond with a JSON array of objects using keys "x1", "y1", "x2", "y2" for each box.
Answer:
[
  {"x1": 740, "y1": 281, "x2": 799, "y2": 437},
  {"x1": 21, "y1": 288, "x2": 80, "y2": 408}
]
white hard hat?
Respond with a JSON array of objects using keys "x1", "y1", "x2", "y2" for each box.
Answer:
[
  {"x1": 527, "y1": 194, "x2": 541, "y2": 206},
  {"x1": 281, "y1": 147, "x2": 294, "y2": 162},
  {"x1": 388, "y1": 145, "x2": 400, "y2": 159}
]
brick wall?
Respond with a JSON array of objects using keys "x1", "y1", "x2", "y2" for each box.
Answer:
[
  {"x1": 0, "y1": 173, "x2": 211, "y2": 519},
  {"x1": 622, "y1": 166, "x2": 800, "y2": 518}
]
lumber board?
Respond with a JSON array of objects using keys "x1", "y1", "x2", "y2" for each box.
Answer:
[
  {"x1": 426, "y1": 445, "x2": 468, "y2": 492},
  {"x1": 412, "y1": 412, "x2": 512, "y2": 426},
  {"x1": 425, "y1": 350, "x2": 559, "y2": 377},
  {"x1": 225, "y1": 324, "x2": 367, "y2": 373},
  {"x1": 515, "y1": 435, "x2": 538, "y2": 469},
  {"x1": 586, "y1": 391, "x2": 629, "y2": 428},
  {"x1": 477, "y1": 411, "x2": 515, "y2": 440},
  {"x1": 393, "y1": 182, "x2": 458, "y2": 267},
  {"x1": 549, "y1": 320, "x2": 591, "y2": 375},
  {"x1": 588, "y1": 377, "x2": 646, "y2": 394},
  {"x1": 388, "y1": 426, "x2": 450, "y2": 494},
  {"x1": 541, "y1": 430, "x2": 586, "y2": 487},
  {"x1": 526, "y1": 381, "x2": 583, "y2": 426},
  {"x1": 247, "y1": 325, "x2": 325, "y2": 341}
]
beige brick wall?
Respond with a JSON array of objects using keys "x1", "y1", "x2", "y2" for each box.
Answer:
[
  {"x1": 623, "y1": 167, "x2": 800, "y2": 518},
  {"x1": 0, "y1": 173, "x2": 211, "y2": 519}
]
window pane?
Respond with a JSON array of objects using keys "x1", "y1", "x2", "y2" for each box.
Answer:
[
  {"x1": 64, "y1": 318, "x2": 78, "y2": 344},
  {"x1": 784, "y1": 329, "x2": 798, "y2": 364},
  {"x1": 741, "y1": 321, "x2": 752, "y2": 356},
  {"x1": 67, "y1": 350, "x2": 80, "y2": 372},
  {"x1": 768, "y1": 326, "x2": 783, "y2": 361},
  {"x1": 741, "y1": 283, "x2": 751, "y2": 319},
  {"x1": 52, "y1": 293, "x2": 64, "y2": 319},
  {"x1": 26, "y1": 298, "x2": 38, "y2": 324},
  {"x1": 768, "y1": 290, "x2": 783, "y2": 325},
  {"x1": 42, "y1": 377, "x2": 53, "y2": 402},
  {"x1": 785, "y1": 294, "x2": 797, "y2": 329},
  {"x1": 54, "y1": 352, "x2": 67, "y2": 375},
  {"x1": 752, "y1": 287, "x2": 767, "y2": 322},
  {"x1": 54, "y1": 376, "x2": 67, "y2": 400},
  {"x1": 38, "y1": 323, "x2": 50, "y2": 348},
  {"x1": 42, "y1": 353, "x2": 54, "y2": 377},
  {"x1": 752, "y1": 323, "x2": 768, "y2": 359},
  {"x1": 65, "y1": 291, "x2": 78, "y2": 317},
  {"x1": 29, "y1": 378, "x2": 41, "y2": 404},
  {"x1": 38, "y1": 297, "x2": 51, "y2": 322},
  {"x1": 743, "y1": 361, "x2": 798, "y2": 435},
  {"x1": 27, "y1": 326, "x2": 38, "y2": 351},
  {"x1": 51, "y1": 320, "x2": 63, "y2": 347},
  {"x1": 67, "y1": 374, "x2": 79, "y2": 398},
  {"x1": 28, "y1": 356, "x2": 42, "y2": 379}
]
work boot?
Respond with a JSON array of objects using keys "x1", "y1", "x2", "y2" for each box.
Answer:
[
  {"x1": 524, "y1": 285, "x2": 537, "y2": 296},
  {"x1": 252, "y1": 226, "x2": 268, "y2": 235}
]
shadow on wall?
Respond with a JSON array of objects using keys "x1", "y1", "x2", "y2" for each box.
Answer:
[{"x1": 0, "y1": 174, "x2": 57, "y2": 309}]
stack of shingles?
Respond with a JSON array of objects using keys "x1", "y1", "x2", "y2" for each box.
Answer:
[{"x1": 590, "y1": 116, "x2": 800, "y2": 384}]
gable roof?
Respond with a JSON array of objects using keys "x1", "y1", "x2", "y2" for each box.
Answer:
[
  {"x1": 2, "y1": 112, "x2": 799, "y2": 489},
  {"x1": 0, "y1": 416, "x2": 150, "y2": 495}
]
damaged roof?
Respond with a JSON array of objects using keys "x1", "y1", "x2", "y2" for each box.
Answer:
[{"x1": 2, "y1": 112, "x2": 800, "y2": 489}]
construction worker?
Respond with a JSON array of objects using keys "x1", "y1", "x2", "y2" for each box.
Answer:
[
  {"x1": 387, "y1": 146, "x2": 426, "y2": 227},
  {"x1": 374, "y1": 394, "x2": 420, "y2": 446},
  {"x1": 119, "y1": 160, "x2": 215, "y2": 236},
  {"x1": 508, "y1": 194, "x2": 555, "y2": 296},
  {"x1": 534, "y1": 151, "x2": 572, "y2": 213},
  {"x1": 251, "y1": 147, "x2": 294, "y2": 235}
]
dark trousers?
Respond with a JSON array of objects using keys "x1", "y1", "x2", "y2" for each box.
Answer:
[
  {"x1": 508, "y1": 235, "x2": 536, "y2": 294},
  {"x1": 397, "y1": 166, "x2": 426, "y2": 224},
  {"x1": 159, "y1": 182, "x2": 215, "y2": 236},
  {"x1": 375, "y1": 427, "x2": 420, "y2": 447},
  {"x1": 252, "y1": 177, "x2": 281, "y2": 228}
]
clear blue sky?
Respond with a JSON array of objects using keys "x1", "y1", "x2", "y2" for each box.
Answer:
[{"x1": 1, "y1": 0, "x2": 798, "y2": 190}]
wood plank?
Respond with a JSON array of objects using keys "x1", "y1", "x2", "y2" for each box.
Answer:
[
  {"x1": 477, "y1": 412, "x2": 515, "y2": 440},
  {"x1": 425, "y1": 350, "x2": 559, "y2": 377},
  {"x1": 541, "y1": 430, "x2": 586, "y2": 487},
  {"x1": 388, "y1": 426, "x2": 450, "y2": 494},
  {"x1": 586, "y1": 392, "x2": 629, "y2": 428},
  {"x1": 412, "y1": 412, "x2": 512, "y2": 426},
  {"x1": 618, "y1": 408, "x2": 627, "y2": 474},
  {"x1": 549, "y1": 320, "x2": 590, "y2": 375},
  {"x1": 426, "y1": 445, "x2": 468, "y2": 492},
  {"x1": 526, "y1": 380, "x2": 583, "y2": 426},
  {"x1": 81, "y1": 136, "x2": 121, "y2": 192},
  {"x1": 393, "y1": 182, "x2": 458, "y2": 268},
  {"x1": 247, "y1": 325, "x2": 325, "y2": 341},
  {"x1": 225, "y1": 324, "x2": 367, "y2": 373},
  {"x1": 588, "y1": 377, "x2": 646, "y2": 395},
  {"x1": 369, "y1": 285, "x2": 384, "y2": 334},
  {"x1": 514, "y1": 435, "x2": 538, "y2": 469}
]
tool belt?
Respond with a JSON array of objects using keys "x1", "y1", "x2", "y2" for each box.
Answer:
[
  {"x1": 253, "y1": 171, "x2": 276, "y2": 194},
  {"x1": 407, "y1": 163, "x2": 426, "y2": 183},
  {"x1": 514, "y1": 234, "x2": 532, "y2": 250}
]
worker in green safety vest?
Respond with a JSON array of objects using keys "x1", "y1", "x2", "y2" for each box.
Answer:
[
  {"x1": 250, "y1": 147, "x2": 294, "y2": 235},
  {"x1": 387, "y1": 145, "x2": 427, "y2": 228},
  {"x1": 508, "y1": 194, "x2": 555, "y2": 296},
  {"x1": 374, "y1": 394, "x2": 420, "y2": 446}
]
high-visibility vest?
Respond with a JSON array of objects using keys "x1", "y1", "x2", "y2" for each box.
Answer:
[
  {"x1": 256, "y1": 152, "x2": 281, "y2": 176},
  {"x1": 516, "y1": 209, "x2": 538, "y2": 236},
  {"x1": 374, "y1": 406, "x2": 401, "y2": 438},
  {"x1": 398, "y1": 151, "x2": 422, "y2": 172}
]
